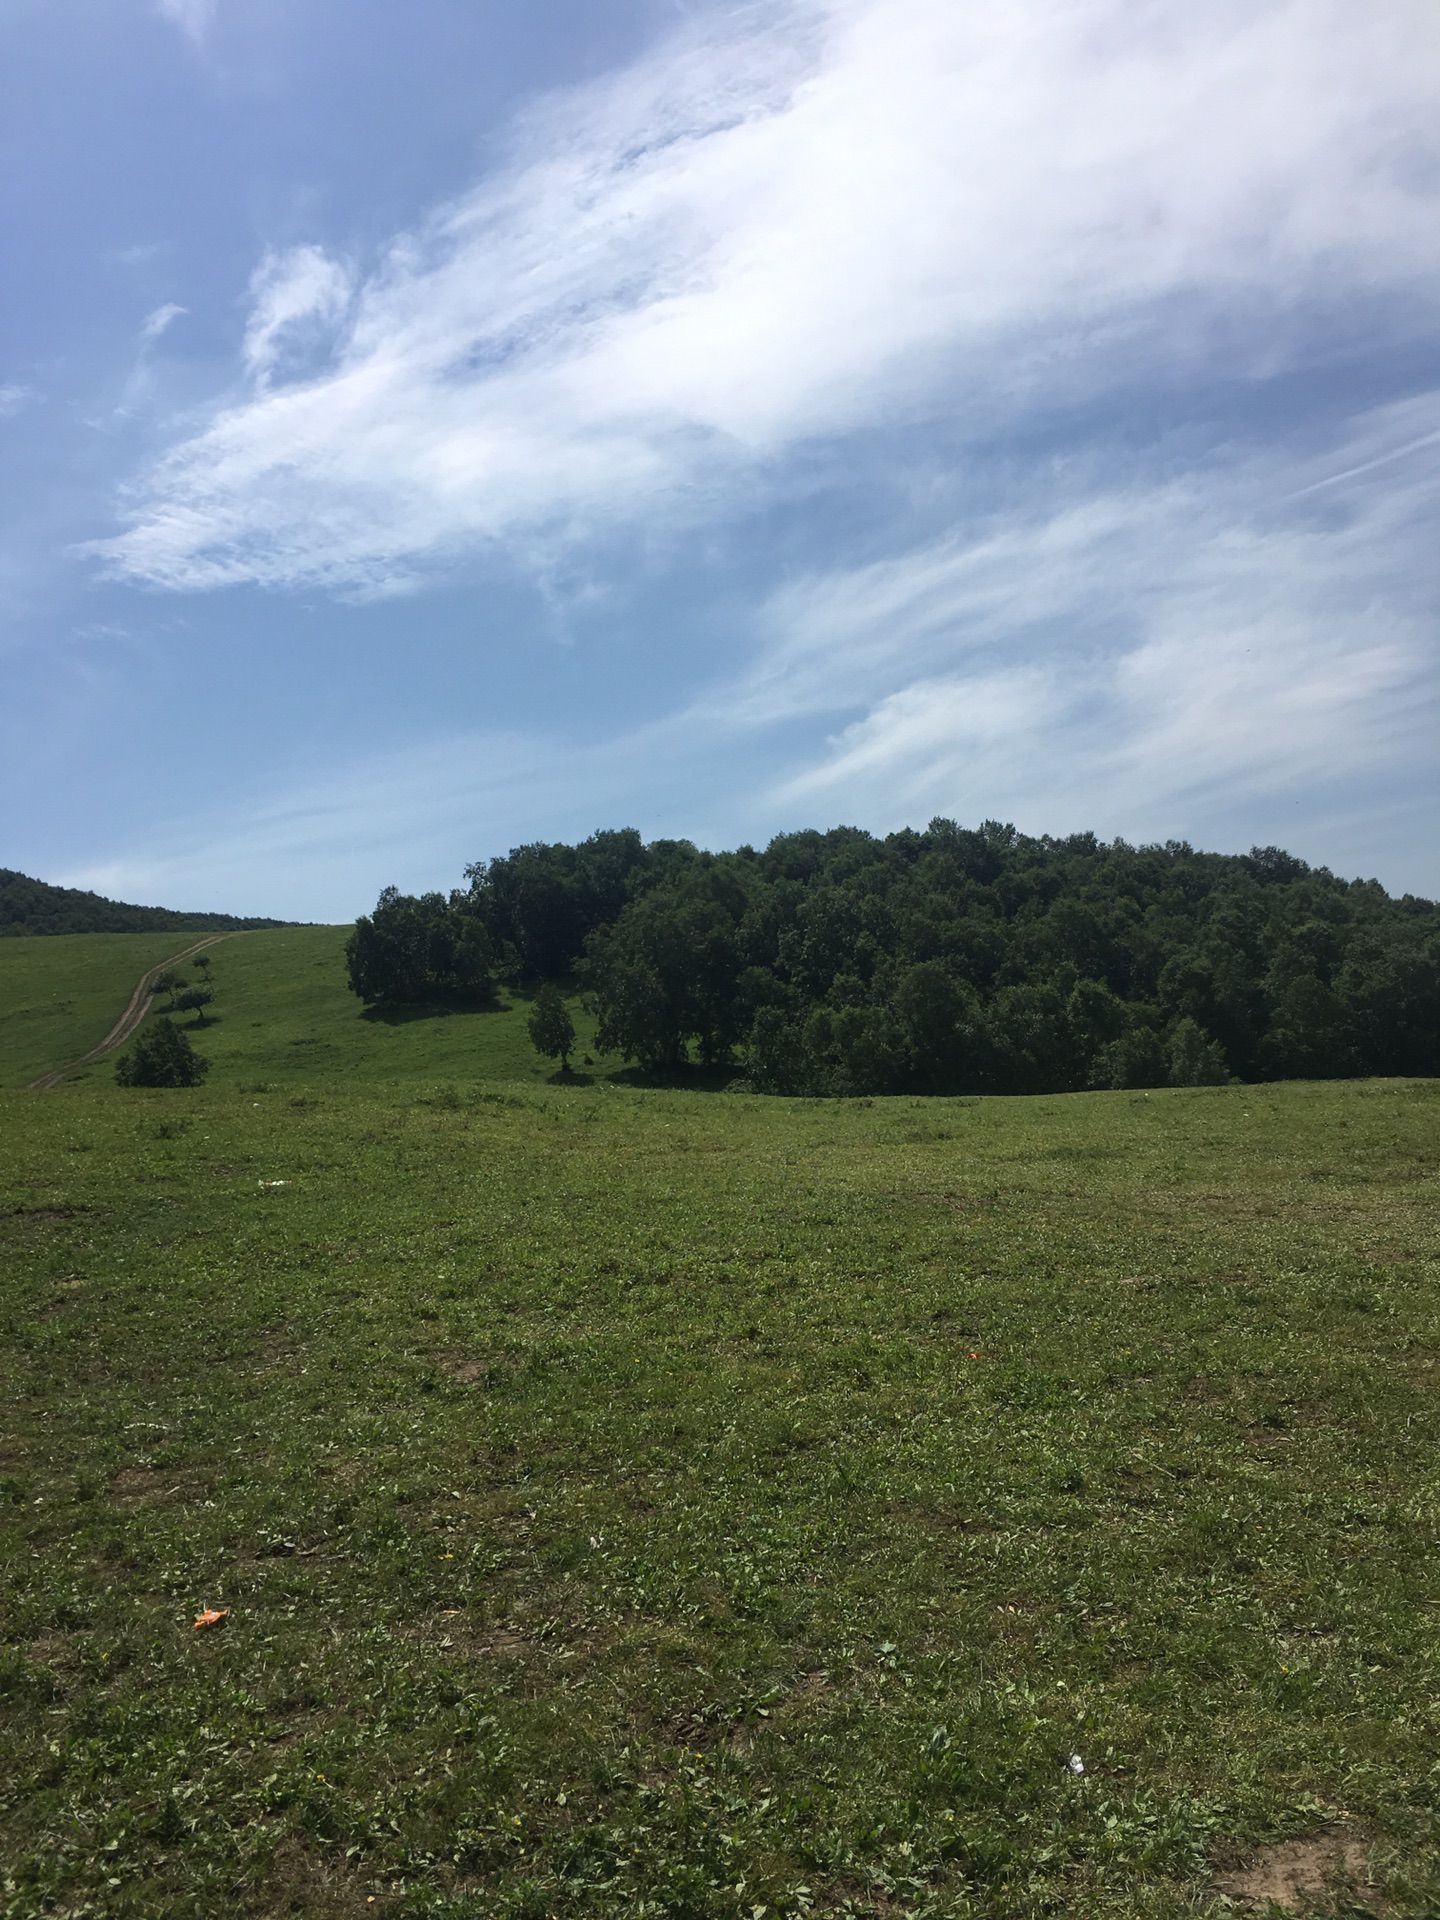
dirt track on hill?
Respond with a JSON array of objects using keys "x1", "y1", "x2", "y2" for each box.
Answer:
[{"x1": 28, "y1": 934, "x2": 237, "y2": 1090}]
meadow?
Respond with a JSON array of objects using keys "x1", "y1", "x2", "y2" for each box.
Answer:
[
  {"x1": 1, "y1": 933, "x2": 1438, "y2": 1916},
  {"x1": 0, "y1": 928, "x2": 604, "y2": 1095},
  {"x1": 0, "y1": 933, "x2": 229, "y2": 1090}
]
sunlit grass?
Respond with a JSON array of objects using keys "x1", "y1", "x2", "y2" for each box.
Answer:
[{"x1": 3, "y1": 1070, "x2": 1438, "y2": 1916}]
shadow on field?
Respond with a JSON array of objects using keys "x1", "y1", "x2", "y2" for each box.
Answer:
[
  {"x1": 359, "y1": 997, "x2": 502, "y2": 1026},
  {"x1": 609, "y1": 1062, "x2": 741, "y2": 1093}
]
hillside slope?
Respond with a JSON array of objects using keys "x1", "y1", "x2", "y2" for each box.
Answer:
[
  {"x1": 0, "y1": 933, "x2": 238, "y2": 1088},
  {"x1": 0, "y1": 867, "x2": 287, "y2": 938},
  {"x1": 0, "y1": 926, "x2": 599, "y2": 1090},
  {"x1": 160, "y1": 925, "x2": 603, "y2": 1090}
]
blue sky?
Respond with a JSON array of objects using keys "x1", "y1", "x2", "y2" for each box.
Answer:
[{"x1": 3, "y1": 0, "x2": 1438, "y2": 921}]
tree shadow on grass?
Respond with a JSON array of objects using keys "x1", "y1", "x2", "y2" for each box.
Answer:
[
  {"x1": 608, "y1": 1062, "x2": 742, "y2": 1093},
  {"x1": 545, "y1": 1068, "x2": 596, "y2": 1087},
  {"x1": 359, "y1": 995, "x2": 503, "y2": 1027}
]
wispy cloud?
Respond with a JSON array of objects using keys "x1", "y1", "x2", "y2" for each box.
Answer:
[
  {"x1": 100, "y1": 304, "x2": 190, "y2": 424},
  {"x1": 52, "y1": 715, "x2": 700, "y2": 921},
  {"x1": 0, "y1": 384, "x2": 38, "y2": 420},
  {"x1": 767, "y1": 395, "x2": 1440, "y2": 833},
  {"x1": 155, "y1": 0, "x2": 215, "y2": 48},
  {"x1": 107, "y1": 241, "x2": 165, "y2": 268},
  {"x1": 243, "y1": 247, "x2": 352, "y2": 387},
  {"x1": 95, "y1": 0, "x2": 1440, "y2": 597},
  {"x1": 139, "y1": 302, "x2": 187, "y2": 345},
  {"x1": 68, "y1": 395, "x2": 1440, "y2": 917}
]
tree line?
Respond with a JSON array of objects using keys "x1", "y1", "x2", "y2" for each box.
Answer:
[
  {"x1": 1, "y1": 868, "x2": 285, "y2": 938},
  {"x1": 346, "y1": 822, "x2": 1440, "y2": 1094}
]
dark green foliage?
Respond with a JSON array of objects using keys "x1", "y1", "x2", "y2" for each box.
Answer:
[
  {"x1": 1092, "y1": 1025, "x2": 1168, "y2": 1090},
  {"x1": 463, "y1": 828, "x2": 648, "y2": 980},
  {"x1": 527, "y1": 982, "x2": 576, "y2": 1071},
  {"x1": 1166, "y1": 1016, "x2": 1231, "y2": 1086},
  {"x1": 113, "y1": 1016, "x2": 208, "y2": 1087},
  {"x1": 363, "y1": 821, "x2": 1440, "y2": 1093},
  {"x1": 0, "y1": 869, "x2": 283, "y2": 937},
  {"x1": 583, "y1": 870, "x2": 745, "y2": 1070},
  {"x1": 345, "y1": 886, "x2": 496, "y2": 1007},
  {"x1": 173, "y1": 983, "x2": 214, "y2": 1026}
]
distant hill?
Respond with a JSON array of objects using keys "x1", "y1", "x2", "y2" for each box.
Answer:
[
  {"x1": 350, "y1": 821, "x2": 1440, "y2": 1093},
  {"x1": 0, "y1": 868, "x2": 288, "y2": 938}
]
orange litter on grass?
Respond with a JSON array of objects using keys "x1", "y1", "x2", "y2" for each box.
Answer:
[{"x1": 193, "y1": 1607, "x2": 230, "y2": 1631}]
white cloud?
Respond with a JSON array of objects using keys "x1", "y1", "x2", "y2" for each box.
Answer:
[
  {"x1": 155, "y1": 0, "x2": 215, "y2": 47},
  {"x1": 139, "y1": 302, "x2": 187, "y2": 345},
  {"x1": 108, "y1": 242, "x2": 165, "y2": 268},
  {"x1": 766, "y1": 394, "x2": 1440, "y2": 834},
  {"x1": 780, "y1": 667, "x2": 1063, "y2": 802},
  {"x1": 0, "y1": 384, "x2": 37, "y2": 420},
  {"x1": 243, "y1": 246, "x2": 352, "y2": 386},
  {"x1": 95, "y1": 0, "x2": 1440, "y2": 596},
  {"x1": 102, "y1": 305, "x2": 189, "y2": 424},
  {"x1": 67, "y1": 394, "x2": 1440, "y2": 917}
]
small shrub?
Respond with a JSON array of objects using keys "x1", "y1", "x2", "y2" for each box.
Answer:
[{"x1": 115, "y1": 1018, "x2": 208, "y2": 1089}]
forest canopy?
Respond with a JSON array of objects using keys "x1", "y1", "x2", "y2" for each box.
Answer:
[
  {"x1": 346, "y1": 823, "x2": 1440, "y2": 1095},
  {"x1": 0, "y1": 869, "x2": 285, "y2": 938}
]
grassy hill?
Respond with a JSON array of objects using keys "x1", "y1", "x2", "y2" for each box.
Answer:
[
  {"x1": 3, "y1": 933, "x2": 1439, "y2": 1914},
  {"x1": 0, "y1": 932, "x2": 241, "y2": 1088},
  {"x1": 0, "y1": 866, "x2": 288, "y2": 938},
  {"x1": 0, "y1": 926, "x2": 605, "y2": 1091}
]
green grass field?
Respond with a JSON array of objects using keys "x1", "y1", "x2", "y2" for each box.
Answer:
[
  {"x1": 1, "y1": 927, "x2": 607, "y2": 1094},
  {"x1": 0, "y1": 933, "x2": 232, "y2": 1089},
  {"x1": 2, "y1": 937, "x2": 1439, "y2": 1917}
]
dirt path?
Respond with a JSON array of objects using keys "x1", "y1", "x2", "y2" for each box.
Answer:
[{"x1": 28, "y1": 934, "x2": 237, "y2": 1091}]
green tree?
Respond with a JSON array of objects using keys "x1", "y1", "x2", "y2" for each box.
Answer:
[
  {"x1": 173, "y1": 984, "x2": 214, "y2": 1026},
  {"x1": 1259, "y1": 975, "x2": 1358, "y2": 1079},
  {"x1": 115, "y1": 1017, "x2": 208, "y2": 1088},
  {"x1": 1166, "y1": 1017, "x2": 1229, "y2": 1086},
  {"x1": 527, "y1": 983, "x2": 576, "y2": 1073},
  {"x1": 892, "y1": 962, "x2": 987, "y2": 1092},
  {"x1": 1092, "y1": 1026, "x2": 1167, "y2": 1089},
  {"x1": 193, "y1": 952, "x2": 212, "y2": 978},
  {"x1": 746, "y1": 1005, "x2": 810, "y2": 1093},
  {"x1": 346, "y1": 887, "x2": 496, "y2": 1007},
  {"x1": 153, "y1": 969, "x2": 184, "y2": 1007},
  {"x1": 584, "y1": 882, "x2": 743, "y2": 1071},
  {"x1": 340, "y1": 823, "x2": 1440, "y2": 1097}
]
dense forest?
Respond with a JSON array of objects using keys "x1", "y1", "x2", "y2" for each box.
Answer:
[
  {"x1": 346, "y1": 823, "x2": 1440, "y2": 1094},
  {"x1": 0, "y1": 869, "x2": 286, "y2": 938}
]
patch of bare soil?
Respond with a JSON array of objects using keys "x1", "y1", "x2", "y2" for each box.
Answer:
[
  {"x1": 110, "y1": 1465, "x2": 171, "y2": 1504},
  {"x1": 471, "y1": 1625, "x2": 527, "y2": 1655},
  {"x1": 406, "y1": 1615, "x2": 528, "y2": 1658},
  {"x1": 1213, "y1": 1826, "x2": 1382, "y2": 1912},
  {"x1": 437, "y1": 1351, "x2": 514, "y2": 1397},
  {"x1": 663, "y1": 1709, "x2": 754, "y2": 1753},
  {"x1": 440, "y1": 1355, "x2": 497, "y2": 1385},
  {"x1": 265, "y1": 1837, "x2": 384, "y2": 1917},
  {"x1": 2, "y1": 1203, "x2": 98, "y2": 1231}
]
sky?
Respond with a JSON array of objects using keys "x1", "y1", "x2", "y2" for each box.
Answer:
[{"x1": 3, "y1": 0, "x2": 1439, "y2": 922}]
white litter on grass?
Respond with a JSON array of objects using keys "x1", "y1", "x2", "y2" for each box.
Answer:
[
  {"x1": 257, "y1": 1180, "x2": 289, "y2": 1189},
  {"x1": 1068, "y1": 1754, "x2": 1085, "y2": 1775}
]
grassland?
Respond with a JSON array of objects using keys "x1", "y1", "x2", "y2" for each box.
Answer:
[
  {"x1": 0, "y1": 933, "x2": 231, "y2": 1089},
  {"x1": 3, "y1": 926, "x2": 606, "y2": 1095},
  {"x1": 2, "y1": 936, "x2": 1439, "y2": 1917}
]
